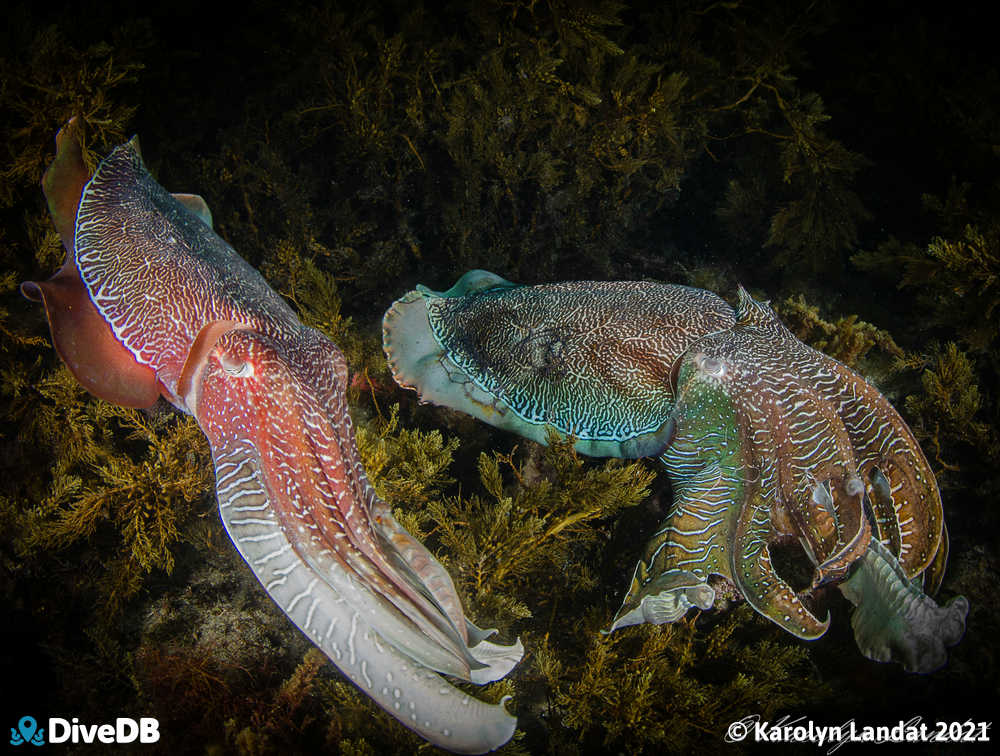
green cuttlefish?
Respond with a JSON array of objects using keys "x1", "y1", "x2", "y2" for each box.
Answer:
[{"x1": 383, "y1": 270, "x2": 968, "y2": 673}]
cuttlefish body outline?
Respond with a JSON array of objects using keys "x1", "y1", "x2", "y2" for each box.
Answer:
[{"x1": 23, "y1": 120, "x2": 521, "y2": 754}]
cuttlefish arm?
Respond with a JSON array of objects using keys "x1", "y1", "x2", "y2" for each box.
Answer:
[
  {"x1": 197, "y1": 328, "x2": 518, "y2": 749},
  {"x1": 23, "y1": 121, "x2": 519, "y2": 753}
]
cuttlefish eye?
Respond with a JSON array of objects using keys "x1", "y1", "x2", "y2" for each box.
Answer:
[
  {"x1": 220, "y1": 352, "x2": 254, "y2": 378},
  {"x1": 694, "y1": 352, "x2": 728, "y2": 378}
]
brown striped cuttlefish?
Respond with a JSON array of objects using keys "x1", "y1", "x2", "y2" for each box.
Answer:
[
  {"x1": 22, "y1": 123, "x2": 522, "y2": 753},
  {"x1": 383, "y1": 270, "x2": 969, "y2": 673}
]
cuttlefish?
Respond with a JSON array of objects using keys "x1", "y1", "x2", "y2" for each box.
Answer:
[
  {"x1": 23, "y1": 122, "x2": 522, "y2": 753},
  {"x1": 383, "y1": 270, "x2": 968, "y2": 673}
]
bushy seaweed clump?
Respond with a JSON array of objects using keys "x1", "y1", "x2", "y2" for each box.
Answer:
[
  {"x1": 853, "y1": 184, "x2": 1000, "y2": 353},
  {"x1": 0, "y1": 19, "x2": 147, "y2": 208},
  {"x1": 774, "y1": 292, "x2": 902, "y2": 369},
  {"x1": 533, "y1": 608, "x2": 827, "y2": 755},
  {"x1": 274, "y1": 0, "x2": 869, "y2": 292},
  {"x1": 852, "y1": 185, "x2": 1000, "y2": 473}
]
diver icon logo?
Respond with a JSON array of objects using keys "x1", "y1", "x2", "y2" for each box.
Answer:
[{"x1": 9, "y1": 716, "x2": 45, "y2": 746}]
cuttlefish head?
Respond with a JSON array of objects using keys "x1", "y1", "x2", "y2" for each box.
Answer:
[
  {"x1": 189, "y1": 324, "x2": 522, "y2": 751},
  {"x1": 192, "y1": 324, "x2": 491, "y2": 676}
]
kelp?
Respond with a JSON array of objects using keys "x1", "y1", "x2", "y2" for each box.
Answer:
[
  {"x1": 761, "y1": 91, "x2": 871, "y2": 271},
  {"x1": 852, "y1": 177, "x2": 1000, "y2": 353}
]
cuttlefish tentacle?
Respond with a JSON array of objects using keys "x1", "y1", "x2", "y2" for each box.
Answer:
[
  {"x1": 721, "y1": 292, "x2": 873, "y2": 588},
  {"x1": 829, "y1": 377, "x2": 944, "y2": 577},
  {"x1": 609, "y1": 348, "x2": 746, "y2": 631},
  {"x1": 24, "y1": 122, "x2": 520, "y2": 753},
  {"x1": 609, "y1": 457, "x2": 736, "y2": 631},
  {"x1": 840, "y1": 537, "x2": 969, "y2": 673},
  {"x1": 209, "y1": 437, "x2": 516, "y2": 750},
  {"x1": 733, "y1": 289, "x2": 944, "y2": 579},
  {"x1": 383, "y1": 271, "x2": 967, "y2": 671}
]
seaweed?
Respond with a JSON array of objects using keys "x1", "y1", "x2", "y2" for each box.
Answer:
[
  {"x1": 9, "y1": 368, "x2": 214, "y2": 618},
  {"x1": 280, "y1": 1, "x2": 868, "y2": 288},
  {"x1": 900, "y1": 342, "x2": 997, "y2": 470},
  {"x1": 760, "y1": 91, "x2": 871, "y2": 272},
  {"x1": 774, "y1": 293, "x2": 902, "y2": 369},
  {"x1": 0, "y1": 20, "x2": 146, "y2": 206},
  {"x1": 855, "y1": 223, "x2": 1000, "y2": 353},
  {"x1": 424, "y1": 432, "x2": 655, "y2": 627},
  {"x1": 531, "y1": 606, "x2": 828, "y2": 754},
  {"x1": 355, "y1": 403, "x2": 458, "y2": 508}
]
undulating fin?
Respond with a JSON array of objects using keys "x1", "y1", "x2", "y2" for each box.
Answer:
[
  {"x1": 23, "y1": 117, "x2": 162, "y2": 407},
  {"x1": 41, "y1": 117, "x2": 90, "y2": 253},
  {"x1": 21, "y1": 257, "x2": 162, "y2": 407},
  {"x1": 171, "y1": 193, "x2": 214, "y2": 228},
  {"x1": 839, "y1": 538, "x2": 968, "y2": 673},
  {"x1": 212, "y1": 439, "x2": 516, "y2": 753},
  {"x1": 418, "y1": 268, "x2": 520, "y2": 298}
]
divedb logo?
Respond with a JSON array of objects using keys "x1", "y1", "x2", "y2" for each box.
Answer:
[{"x1": 9, "y1": 716, "x2": 160, "y2": 746}]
